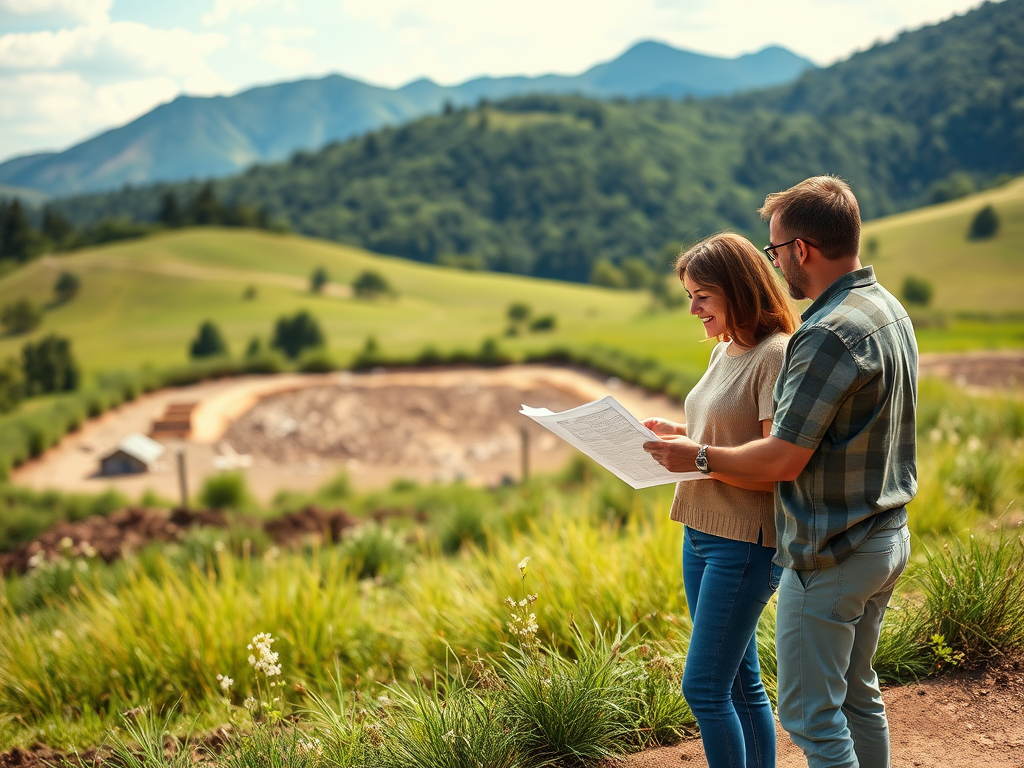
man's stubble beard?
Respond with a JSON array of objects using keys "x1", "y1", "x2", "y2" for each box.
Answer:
[{"x1": 784, "y1": 253, "x2": 811, "y2": 301}]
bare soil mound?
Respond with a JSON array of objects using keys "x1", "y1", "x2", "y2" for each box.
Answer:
[{"x1": 221, "y1": 381, "x2": 584, "y2": 472}]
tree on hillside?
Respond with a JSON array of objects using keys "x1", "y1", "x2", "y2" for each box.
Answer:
[
  {"x1": 22, "y1": 334, "x2": 79, "y2": 395},
  {"x1": 41, "y1": 206, "x2": 73, "y2": 248},
  {"x1": 271, "y1": 310, "x2": 324, "y2": 359},
  {"x1": 54, "y1": 271, "x2": 81, "y2": 303},
  {"x1": 159, "y1": 191, "x2": 183, "y2": 228},
  {"x1": 189, "y1": 320, "x2": 229, "y2": 359},
  {"x1": 1, "y1": 299, "x2": 43, "y2": 335},
  {"x1": 352, "y1": 270, "x2": 393, "y2": 298},
  {"x1": 0, "y1": 356, "x2": 24, "y2": 413},
  {"x1": 968, "y1": 205, "x2": 1000, "y2": 239},
  {"x1": 0, "y1": 199, "x2": 45, "y2": 262},
  {"x1": 310, "y1": 266, "x2": 329, "y2": 293},
  {"x1": 902, "y1": 275, "x2": 934, "y2": 307},
  {"x1": 621, "y1": 258, "x2": 655, "y2": 290},
  {"x1": 189, "y1": 183, "x2": 222, "y2": 226},
  {"x1": 591, "y1": 259, "x2": 625, "y2": 289}
]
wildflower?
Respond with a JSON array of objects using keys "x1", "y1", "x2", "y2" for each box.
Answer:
[
  {"x1": 243, "y1": 697, "x2": 257, "y2": 712},
  {"x1": 27, "y1": 552, "x2": 45, "y2": 570},
  {"x1": 80, "y1": 542, "x2": 97, "y2": 558},
  {"x1": 517, "y1": 556, "x2": 531, "y2": 576},
  {"x1": 247, "y1": 632, "x2": 282, "y2": 677},
  {"x1": 217, "y1": 673, "x2": 234, "y2": 691},
  {"x1": 60, "y1": 536, "x2": 74, "y2": 551},
  {"x1": 297, "y1": 738, "x2": 323, "y2": 757}
]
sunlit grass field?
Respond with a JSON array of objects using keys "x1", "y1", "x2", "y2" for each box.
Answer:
[{"x1": 0, "y1": 176, "x2": 1022, "y2": 380}]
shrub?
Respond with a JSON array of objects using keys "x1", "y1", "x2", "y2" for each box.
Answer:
[
  {"x1": 968, "y1": 204, "x2": 999, "y2": 239},
  {"x1": 902, "y1": 275, "x2": 934, "y2": 306},
  {"x1": 529, "y1": 314, "x2": 557, "y2": 332},
  {"x1": 53, "y1": 271, "x2": 81, "y2": 303},
  {"x1": 590, "y1": 259, "x2": 625, "y2": 289},
  {"x1": 310, "y1": 266, "x2": 329, "y2": 293},
  {"x1": 198, "y1": 471, "x2": 251, "y2": 510},
  {"x1": 498, "y1": 641, "x2": 632, "y2": 765},
  {"x1": 22, "y1": 334, "x2": 79, "y2": 394},
  {"x1": 189, "y1": 320, "x2": 229, "y2": 359},
  {"x1": 271, "y1": 310, "x2": 325, "y2": 359},
  {"x1": 1, "y1": 298, "x2": 42, "y2": 335},
  {"x1": 352, "y1": 269, "x2": 393, "y2": 298},
  {"x1": 0, "y1": 356, "x2": 24, "y2": 413}
]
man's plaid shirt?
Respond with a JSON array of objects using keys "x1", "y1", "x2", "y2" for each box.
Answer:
[{"x1": 771, "y1": 266, "x2": 918, "y2": 570}]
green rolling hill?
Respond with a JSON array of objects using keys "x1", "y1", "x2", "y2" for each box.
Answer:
[{"x1": 0, "y1": 176, "x2": 1021, "y2": 386}]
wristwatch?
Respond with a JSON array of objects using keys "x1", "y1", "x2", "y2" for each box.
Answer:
[{"x1": 695, "y1": 444, "x2": 711, "y2": 475}]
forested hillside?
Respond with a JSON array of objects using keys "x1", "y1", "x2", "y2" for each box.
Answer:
[{"x1": 43, "y1": 0, "x2": 1024, "y2": 283}]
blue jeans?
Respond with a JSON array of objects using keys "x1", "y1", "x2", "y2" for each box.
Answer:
[
  {"x1": 776, "y1": 524, "x2": 910, "y2": 768},
  {"x1": 682, "y1": 527, "x2": 782, "y2": 768}
]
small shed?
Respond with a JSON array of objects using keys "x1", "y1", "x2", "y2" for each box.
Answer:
[{"x1": 99, "y1": 434, "x2": 165, "y2": 476}]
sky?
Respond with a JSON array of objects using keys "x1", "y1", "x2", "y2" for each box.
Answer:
[{"x1": 0, "y1": 0, "x2": 992, "y2": 164}]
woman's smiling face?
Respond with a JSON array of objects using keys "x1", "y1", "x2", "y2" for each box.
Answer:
[{"x1": 683, "y1": 274, "x2": 730, "y2": 341}]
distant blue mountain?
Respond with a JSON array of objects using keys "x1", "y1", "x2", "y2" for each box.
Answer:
[{"x1": 0, "y1": 41, "x2": 813, "y2": 197}]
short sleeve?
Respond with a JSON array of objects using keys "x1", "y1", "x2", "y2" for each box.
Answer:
[
  {"x1": 755, "y1": 335, "x2": 786, "y2": 423},
  {"x1": 771, "y1": 328, "x2": 860, "y2": 450}
]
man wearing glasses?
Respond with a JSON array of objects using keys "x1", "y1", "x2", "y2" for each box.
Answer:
[{"x1": 645, "y1": 175, "x2": 917, "y2": 768}]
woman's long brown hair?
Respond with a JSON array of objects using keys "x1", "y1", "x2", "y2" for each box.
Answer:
[{"x1": 675, "y1": 232, "x2": 797, "y2": 348}]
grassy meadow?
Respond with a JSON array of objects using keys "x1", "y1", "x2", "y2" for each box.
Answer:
[{"x1": 0, "y1": 180, "x2": 1022, "y2": 762}]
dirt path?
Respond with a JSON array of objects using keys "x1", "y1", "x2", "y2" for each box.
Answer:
[
  {"x1": 626, "y1": 653, "x2": 1024, "y2": 768},
  {"x1": 11, "y1": 366, "x2": 687, "y2": 502}
]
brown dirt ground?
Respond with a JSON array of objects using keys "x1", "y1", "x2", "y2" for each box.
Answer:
[{"x1": 624, "y1": 652, "x2": 1024, "y2": 767}]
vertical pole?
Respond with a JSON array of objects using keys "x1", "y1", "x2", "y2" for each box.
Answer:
[
  {"x1": 177, "y1": 447, "x2": 189, "y2": 509},
  {"x1": 520, "y1": 426, "x2": 530, "y2": 484}
]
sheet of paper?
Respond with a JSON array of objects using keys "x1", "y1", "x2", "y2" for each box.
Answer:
[{"x1": 520, "y1": 395, "x2": 709, "y2": 489}]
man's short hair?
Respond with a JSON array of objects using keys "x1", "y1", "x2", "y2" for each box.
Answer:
[{"x1": 759, "y1": 176, "x2": 861, "y2": 261}]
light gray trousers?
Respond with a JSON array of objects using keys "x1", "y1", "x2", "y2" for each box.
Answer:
[{"x1": 776, "y1": 525, "x2": 911, "y2": 768}]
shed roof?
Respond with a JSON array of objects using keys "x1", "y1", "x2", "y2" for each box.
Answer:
[{"x1": 106, "y1": 433, "x2": 165, "y2": 465}]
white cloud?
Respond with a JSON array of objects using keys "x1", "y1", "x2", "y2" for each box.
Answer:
[
  {"x1": 0, "y1": 0, "x2": 109, "y2": 24},
  {"x1": 263, "y1": 25, "x2": 315, "y2": 43},
  {"x1": 261, "y1": 42, "x2": 315, "y2": 71},
  {"x1": 0, "y1": 71, "x2": 180, "y2": 156},
  {"x1": 202, "y1": 0, "x2": 280, "y2": 26},
  {"x1": 0, "y1": 21, "x2": 229, "y2": 77}
]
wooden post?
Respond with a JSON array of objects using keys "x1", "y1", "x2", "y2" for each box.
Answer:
[
  {"x1": 176, "y1": 447, "x2": 189, "y2": 509},
  {"x1": 520, "y1": 426, "x2": 530, "y2": 484}
]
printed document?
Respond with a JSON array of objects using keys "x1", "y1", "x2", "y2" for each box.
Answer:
[{"x1": 520, "y1": 395, "x2": 709, "y2": 489}]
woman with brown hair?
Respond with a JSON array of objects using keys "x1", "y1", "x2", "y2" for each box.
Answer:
[{"x1": 643, "y1": 232, "x2": 797, "y2": 768}]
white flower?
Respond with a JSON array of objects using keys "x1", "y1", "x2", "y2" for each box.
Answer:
[
  {"x1": 243, "y1": 697, "x2": 257, "y2": 711},
  {"x1": 517, "y1": 556, "x2": 531, "y2": 575},
  {"x1": 247, "y1": 632, "x2": 282, "y2": 677},
  {"x1": 216, "y1": 673, "x2": 233, "y2": 691}
]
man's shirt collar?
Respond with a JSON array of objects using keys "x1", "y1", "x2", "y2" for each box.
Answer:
[{"x1": 800, "y1": 265, "x2": 877, "y2": 323}]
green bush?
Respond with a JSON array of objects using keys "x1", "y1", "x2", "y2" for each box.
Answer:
[
  {"x1": 902, "y1": 275, "x2": 934, "y2": 306},
  {"x1": 189, "y1": 320, "x2": 229, "y2": 359},
  {"x1": 968, "y1": 204, "x2": 999, "y2": 239},
  {"x1": 1, "y1": 298, "x2": 42, "y2": 335},
  {"x1": 198, "y1": 471, "x2": 251, "y2": 511},
  {"x1": 271, "y1": 309, "x2": 325, "y2": 360}
]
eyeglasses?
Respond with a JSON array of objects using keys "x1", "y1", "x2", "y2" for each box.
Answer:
[{"x1": 763, "y1": 237, "x2": 818, "y2": 264}]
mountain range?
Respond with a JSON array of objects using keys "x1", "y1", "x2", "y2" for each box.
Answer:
[{"x1": 0, "y1": 42, "x2": 813, "y2": 198}]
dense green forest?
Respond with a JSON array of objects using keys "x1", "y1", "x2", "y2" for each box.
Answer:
[{"x1": 40, "y1": 0, "x2": 1024, "y2": 283}]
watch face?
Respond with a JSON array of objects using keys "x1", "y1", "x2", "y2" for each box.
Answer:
[{"x1": 696, "y1": 448, "x2": 709, "y2": 473}]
